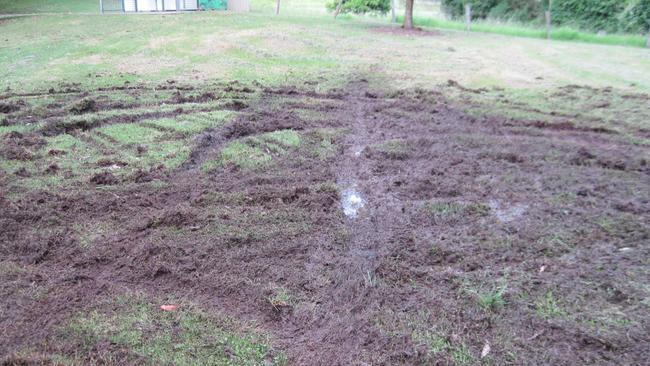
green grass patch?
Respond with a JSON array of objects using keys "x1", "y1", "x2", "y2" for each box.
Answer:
[
  {"x1": 205, "y1": 141, "x2": 271, "y2": 171},
  {"x1": 62, "y1": 293, "x2": 285, "y2": 365},
  {"x1": 411, "y1": 329, "x2": 450, "y2": 355},
  {"x1": 536, "y1": 290, "x2": 565, "y2": 319},
  {"x1": 147, "y1": 110, "x2": 234, "y2": 135},
  {"x1": 423, "y1": 201, "x2": 489, "y2": 222},
  {"x1": 96, "y1": 123, "x2": 162, "y2": 145},
  {"x1": 402, "y1": 16, "x2": 648, "y2": 48},
  {"x1": 372, "y1": 139, "x2": 409, "y2": 159},
  {"x1": 203, "y1": 129, "x2": 301, "y2": 172}
]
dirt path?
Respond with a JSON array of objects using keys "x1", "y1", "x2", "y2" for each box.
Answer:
[{"x1": 280, "y1": 80, "x2": 416, "y2": 364}]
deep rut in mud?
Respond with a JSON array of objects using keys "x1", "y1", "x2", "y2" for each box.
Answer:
[{"x1": 1, "y1": 79, "x2": 649, "y2": 365}]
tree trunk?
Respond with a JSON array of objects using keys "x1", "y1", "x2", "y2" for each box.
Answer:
[
  {"x1": 275, "y1": 0, "x2": 280, "y2": 15},
  {"x1": 403, "y1": 0, "x2": 414, "y2": 29},
  {"x1": 334, "y1": 0, "x2": 343, "y2": 18}
]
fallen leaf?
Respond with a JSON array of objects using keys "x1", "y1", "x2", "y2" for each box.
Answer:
[
  {"x1": 481, "y1": 341, "x2": 491, "y2": 359},
  {"x1": 160, "y1": 304, "x2": 178, "y2": 311}
]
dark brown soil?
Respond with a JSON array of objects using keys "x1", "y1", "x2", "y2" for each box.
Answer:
[
  {"x1": 370, "y1": 26, "x2": 441, "y2": 37},
  {"x1": 0, "y1": 79, "x2": 648, "y2": 365},
  {"x1": 89, "y1": 171, "x2": 119, "y2": 185}
]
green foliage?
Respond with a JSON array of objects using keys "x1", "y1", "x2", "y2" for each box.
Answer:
[
  {"x1": 536, "y1": 291, "x2": 565, "y2": 318},
  {"x1": 553, "y1": 0, "x2": 626, "y2": 33},
  {"x1": 325, "y1": 0, "x2": 390, "y2": 15},
  {"x1": 441, "y1": 0, "x2": 650, "y2": 33}
]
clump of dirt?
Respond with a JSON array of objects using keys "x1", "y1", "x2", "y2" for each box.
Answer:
[
  {"x1": 0, "y1": 100, "x2": 23, "y2": 113},
  {"x1": 14, "y1": 167, "x2": 31, "y2": 177},
  {"x1": 145, "y1": 204, "x2": 198, "y2": 229},
  {"x1": 47, "y1": 149, "x2": 66, "y2": 156},
  {"x1": 0, "y1": 145, "x2": 34, "y2": 161},
  {"x1": 4, "y1": 131, "x2": 46, "y2": 148},
  {"x1": 168, "y1": 91, "x2": 217, "y2": 104},
  {"x1": 69, "y1": 98, "x2": 97, "y2": 115},
  {"x1": 89, "y1": 171, "x2": 119, "y2": 185},
  {"x1": 136, "y1": 145, "x2": 148, "y2": 155},
  {"x1": 44, "y1": 163, "x2": 59, "y2": 175},
  {"x1": 223, "y1": 100, "x2": 248, "y2": 111},
  {"x1": 96, "y1": 159, "x2": 127, "y2": 168},
  {"x1": 571, "y1": 147, "x2": 596, "y2": 165},
  {"x1": 223, "y1": 110, "x2": 306, "y2": 139},
  {"x1": 446, "y1": 79, "x2": 488, "y2": 94}
]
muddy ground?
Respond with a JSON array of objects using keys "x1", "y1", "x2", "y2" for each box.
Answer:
[{"x1": 1, "y1": 78, "x2": 649, "y2": 365}]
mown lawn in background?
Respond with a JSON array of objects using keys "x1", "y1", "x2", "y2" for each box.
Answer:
[{"x1": 1, "y1": 8, "x2": 650, "y2": 94}]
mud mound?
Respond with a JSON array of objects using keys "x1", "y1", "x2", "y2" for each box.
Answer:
[
  {"x1": 224, "y1": 110, "x2": 306, "y2": 139},
  {"x1": 89, "y1": 171, "x2": 119, "y2": 185},
  {"x1": 145, "y1": 205, "x2": 198, "y2": 229},
  {"x1": 0, "y1": 101, "x2": 23, "y2": 113},
  {"x1": 69, "y1": 98, "x2": 97, "y2": 115},
  {"x1": 0, "y1": 145, "x2": 34, "y2": 161}
]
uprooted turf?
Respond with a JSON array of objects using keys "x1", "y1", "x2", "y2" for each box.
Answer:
[{"x1": 1, "y1": 79, "x2": 649, "y2": 364}]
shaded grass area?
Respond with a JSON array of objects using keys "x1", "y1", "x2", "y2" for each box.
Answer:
[{"x1": 401, "y1": 16, "x2": 649, "y2": 48}]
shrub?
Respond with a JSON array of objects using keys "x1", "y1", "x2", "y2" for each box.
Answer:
[
  {"x1": 440, "y1": 0, "x2": 650, "y2": 33},
  {"x1": 325, "y1": 0, "x2": 391, "y2": 15}
]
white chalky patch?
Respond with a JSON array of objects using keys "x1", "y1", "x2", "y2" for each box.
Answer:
[
  {"x1": 489, "y1": 200, "x2": 528, "y2": 223},
  {"x1": 342, "y1": 187, "x2": 365, "y2": 218}
]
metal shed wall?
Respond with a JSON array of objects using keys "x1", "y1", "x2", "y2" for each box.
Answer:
[{"x1": 122, "y1": 0, "x2": 198, "y2": 12}]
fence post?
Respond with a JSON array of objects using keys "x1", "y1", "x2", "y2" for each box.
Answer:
[
  {"x1": 275, "y1": 0, "x2": 280, "y2": 15},
  {"x1": 391, "y1": 0, "x2": 396, "y2": 23},
  {"x1": 546, "y1": 0, "x2": 553, "y2": 40},
  {"x1": 465, "y1": 4, "x2": 471, "y2": 31},
  {"x1": 99, "y1": 0, "x2": 104, "y2": 14}
]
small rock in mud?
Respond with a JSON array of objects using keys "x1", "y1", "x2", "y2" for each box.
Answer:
[
  {"x1": 69, "y1": 98, "x2": 97, "y2": 115},
  {"x1": 90, "y1": 171, "x2": 119, "y2": 185}
]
